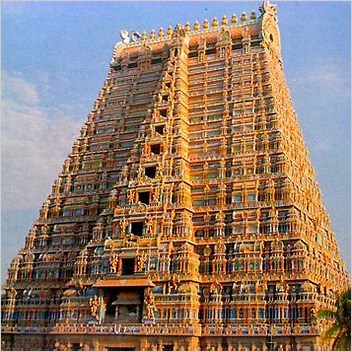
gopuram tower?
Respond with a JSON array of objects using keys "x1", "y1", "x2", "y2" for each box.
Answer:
[{"x1": 2, "y1": 2, "x2": 349, "y2": 351}]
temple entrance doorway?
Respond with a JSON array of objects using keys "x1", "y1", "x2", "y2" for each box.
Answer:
[{"x1": 103, "y1": 287, "x2": 143, "y2": 323}]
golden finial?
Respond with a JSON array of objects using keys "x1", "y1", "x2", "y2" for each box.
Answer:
[
  {"x1": 212, "y1": 17, "x2": 218, "y2": 28},
  {"x1": 184, "y1": 22, "x2": 191, "y2": 32},
  {"x1": 141, "y1": 31, "x2": 147, "y2": 41},
  {"x1": 221, "y1": 15, "x2": 228, "y2": 26},
  {"x1": 231, "y1": 13, "x2": 238, "y2": 25},
  {"x1": 167, "y1": 25, "x2": 173, "y2": 37},
  {"x1": 240, "y1": 12, "x2": 247, "y2": 24},
  {"x1": 158, "y1": 27, "x2": 164, "y2": 38},
  {"x1": 194, "y1": 21, "x2": 200, "y2": 31},
  {"x1": 203, "y1": 19, "x2": 209, "y2": 29},
  {"x1": 250, "y1": 10, "x2": 256, "y2": 21},
  {"x1": 150, "y1": 29, "x2": 156, "y2": 40}
]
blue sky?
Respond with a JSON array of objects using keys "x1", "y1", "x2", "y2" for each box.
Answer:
[{"x1": 1, "y1": 1, "x2": 351, "y2": 281}]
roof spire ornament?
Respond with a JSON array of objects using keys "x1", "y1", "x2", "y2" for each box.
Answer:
[
  {"x1": 149, "y1": 29, "x2": 156, "y2": 40},
  {"x1": 240, "y1": 12, "x2": 247, "y2": 24},
  {"x1": 167, "y1": 25, "x2": 173, "y2": 37},
  {"x1": 176, "y1": 23, "x2": 183, "y2": 31},
  {"x1": 184, "y1": 22, "x2": 191, "y2": 33},
  {"x1": 250, "y1": 10, "x2": 257, "y2": 21},
  {"x1": 231, "y1": 13, "x2": 238, "y2": 25}
]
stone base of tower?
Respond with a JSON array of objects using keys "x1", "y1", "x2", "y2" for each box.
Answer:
[
  {"x1": 1, "y1": 332, "x2": 328, "y2": 351},
  {"x1": 1, "y1": 333, "x2": 199, "y2": 351}
]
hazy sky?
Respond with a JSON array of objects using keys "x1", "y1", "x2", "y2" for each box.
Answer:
[{"x1": 1, "y1": 1, "x2": 351, "y2": 281}]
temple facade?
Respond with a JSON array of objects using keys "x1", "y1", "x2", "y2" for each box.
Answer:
[{"x1": 1, "y1": 2, "x2": 349, "y2": 351}]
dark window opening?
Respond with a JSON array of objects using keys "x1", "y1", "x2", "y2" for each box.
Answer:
[
  {"x1": 155, "y1": 125, "x2": 165, "y2": 135},
  {"x1": 163, "y1": 345, "x2": 174, "y2": 351},
  {"x1": 152, "y1": 58, "x2": 162, "y2": 65},
  {"x1": 160, "y1": 109, "x2": 167, "y2": 117},
  {"x1": 145, "y1": 166, "x2": 157, "y2": 178},
  {"x1": 131, "y1": 222, "x2": 144, "y2": 236},
  {"x1": 122, "y1": 258, "x2": 135, "y2": 275},
  {"x1": 150, "y1": 144, "x2": 161, "y2": 155},
  {"x1": 251, "y1": 40, "x2": 261, "y2": 48},
  {"x1": 127, "y1": 62, "x2": 137, "y2": 69},
  {"x1": 162, "y1": 94, "x2": 168, "y2": 102},
  {"x1": 188, "y1": 51, "x2": 198, "y2": 58},
  {"x1": 199, "y1": 309, "x2": 204, "y2": 321},
  {"x1": 278, "y1": 210, "x2": 289, "y2": 219},
  {"x1": 278, "y1": 223, "x2": 289, "y2": 234},
  {"x1": 206, "y1": 47, "x2": 216, "y2": 55},
  {"x1": 138, "y1": 192, "x2": 150, "y2": 205},
  {"x1": 232, "y1": 43, "x2": 242, "y2": 50}
]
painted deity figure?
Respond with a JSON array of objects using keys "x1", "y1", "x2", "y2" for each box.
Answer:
[
  {"x1": 168, "y1": 273, "x2": 180, "y2": 293},
  {"x1": 110, "y1": 252, "x2": 118, "y2": 273},
  {"x1": 128, "y1": 190, "x2": 135, "y2": 204},
  {"x1": 210, "y1": 279, "x2": 223, "y2": 295},
  {"x1": 145, "y1": 215, "x2": 154, "y2": 235},
  {"x1": 276, "y1": 278, "x2": 287, "y2": 293},
  {"x1": 89, "y1": 295, "x2": 100, "y2": 319},
  {"x1": 144, "y1": 287, "x2": 155, "y2": 320},
  {"x1": 255, "y1": 280, "x2": 268, "y2": 294},
  {"x1": 119, "y1": 217, "x2": 128, "y2": 236},
  {"x1": 137, "y1": 252, "x2": 147, "y2": 272}
]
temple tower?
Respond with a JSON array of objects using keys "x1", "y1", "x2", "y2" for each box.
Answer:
[{"x1": 2, "y1": 2, "x2": 349, "y2": 351}]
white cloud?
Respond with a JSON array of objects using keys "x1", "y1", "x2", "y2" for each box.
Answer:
[
  {"x1": 3, "y1": 71, "x2": 39, "y2": 104},
  {"x1": 1, "y1": 71, "x2": 84, "y2": 211},
  {"x1": 290, "y1": 62, "x2": 350, "y2": 98}
]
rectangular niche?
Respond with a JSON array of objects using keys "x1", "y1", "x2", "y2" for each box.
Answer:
[
  {"x1": 131, "y1": 221, "x2": 144, "y2": 236},
  {"x1": 150, "y1": 144, "x2": 161, "y2": 155},
  {"x1": 155, "y1": 125, "x2": 165, "y2": 135},
  {"x1": 138, "y1": 191, "x2": 150, "y2": 205},
  {"x1": 121, "y1": 258, "x2": 135, "y2": 276},
  {"x1": 145, "y1": 166, "x2": 157, "y2": 178},
  {"x1": 159, "y1": 109, "x2": 168, "y2": 118}
]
